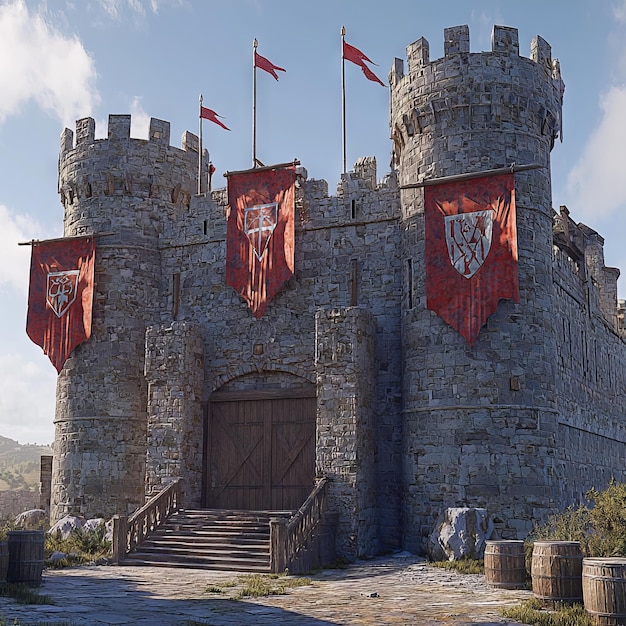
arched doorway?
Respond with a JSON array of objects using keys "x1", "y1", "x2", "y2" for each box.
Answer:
[{"x1": 204, "y1": 377, "x2": 316, "y2": 511}]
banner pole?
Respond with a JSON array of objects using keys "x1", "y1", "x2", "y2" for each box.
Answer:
[
  {"x1": 341, "y1": 26, "x2": 347, "y2": 175},
  {"x1": 253, "y1": 38, "x2": 258, "y2": 168},
  {"x1": 18, "y1": 232, "x2": 115, "y2": 246},
  {"x1": 399, "y1": 163, "x2": 544, "y2": 189},
  {"x1": 198, "y1": 94, "x2": 203, "y2": 195}
]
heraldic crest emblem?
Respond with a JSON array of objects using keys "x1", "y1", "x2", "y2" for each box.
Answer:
[
  {"x1": 46, "y1": 270, "x2": 80, "y2": 317},
  {"x1": 443, "y1": 209, "x2": 494, "y2": 279}
]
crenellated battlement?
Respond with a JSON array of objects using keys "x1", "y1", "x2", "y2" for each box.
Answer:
[
  {"x1": 60, "y1": 115, "x2": 201, "y2": 156},
  {"x1": 391, "y1": 24, "x2": 553, "y2": 77}
]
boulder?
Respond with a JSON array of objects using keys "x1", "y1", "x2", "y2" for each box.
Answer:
[
  {"x1": 48, "y1": 515, "x2": 85, "y2": 539},
  {"x1": 426, "y1": 507, "x2": 493, "y2": 561},
  {"x1": 83, "y1": 518, "x2": 105, "y2": 533},
  {"x1": 14, "y1": 509, "x2": 46, "y2": 529},
  {"x1": 105, "y1": 518, "x2": 114, "y2": 542}
]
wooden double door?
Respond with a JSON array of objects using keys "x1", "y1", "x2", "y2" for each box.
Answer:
[{"x1": 205, "y1": 388, "x2": 316, "y2": 511}]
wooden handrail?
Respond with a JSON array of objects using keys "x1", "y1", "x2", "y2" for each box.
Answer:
[
  {"x1": 270, "y1": 476, "x2": 329, "y2": 573},
  {"x1": 112, "y1": 479, "x2": 181, "y2": 564}
]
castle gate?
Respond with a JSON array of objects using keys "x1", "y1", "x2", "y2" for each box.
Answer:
[{"x1": 205, "y1": 386, "x2": 316, "y2": 511}]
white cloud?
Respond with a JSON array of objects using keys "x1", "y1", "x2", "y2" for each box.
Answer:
[
  {"x1": 614, "y1": 0, "x2": 626, "y2": 23},
  {"x1": 565, "y1": 85, "x2": 626, "y2": 220},
  {"x1": 130, "y1": 96, "x2": 151, "y2": 139},
  {"x1": 0, "y1": 0, "x2": 98, "y2": 126},
  {"x1": 0, "y1": 353, "x2": 56, "y2": 445},
  {"x1": 96, "y1": 0, "x2": 184, "y2": 19}
]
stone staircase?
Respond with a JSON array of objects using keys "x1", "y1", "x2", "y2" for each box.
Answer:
[{"x1": 121, "y1": 508, "x2": 293, "y2": 572}]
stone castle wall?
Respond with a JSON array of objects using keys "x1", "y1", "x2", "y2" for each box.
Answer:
[
  {"x1": 552, "y1": 212, "x2": 626, "y2": 504},
  {"x1": 0, "y1": 490, "x2": 40, "y2": 520},
  {"x1": 49, "y1": 25, "x2": 626, "y2": 558}
]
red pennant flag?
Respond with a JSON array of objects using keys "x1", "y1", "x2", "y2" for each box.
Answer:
[
  {"x1": 226, "y1": 165, "x2": 296, "y2": 318},
  {"x1": 200, "y1": 106, "x2": 230, "y2": 130},
  {"x1": 26, "y1": 236, "x2": 96, "y2": 372},
  {"x1": 425, "y1": 173, "x2": 519, "y2": 346},
  {"x1": 343, "y1": 40, "x2": 385, "y2": 86},
  {"x1": 254, "y1": 51, "x2": 286, "y2": 80}
]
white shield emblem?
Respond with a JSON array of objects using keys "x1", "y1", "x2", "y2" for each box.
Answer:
[
  {"x1": 244, "y1": 202, "x2": 278, "y2": 260},
  {"x1": 46, "y1": 270, "x2": 80, "y2": 317},
  {"x1": 444, "y1": 209, "x2": 493, "y2": 278}
]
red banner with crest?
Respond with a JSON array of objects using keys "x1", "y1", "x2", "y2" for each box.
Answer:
[
  {"x1": 26, "y1": 236, "x2": 96, "y2": 372},
  {"x1": 226, "y1": 164, "x2": 296, "y2": 318},
  {"x1": 424, "y1": 173, "x2": 519, "y2": 346}
]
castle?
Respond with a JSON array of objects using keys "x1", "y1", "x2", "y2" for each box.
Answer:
[{"x1": 49, "y1": 25, "x2": 626, "y2": 558}]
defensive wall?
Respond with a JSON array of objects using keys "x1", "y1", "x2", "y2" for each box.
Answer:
[{"x1": 51, "y1": 24, "x2": 626, "y2": 557}]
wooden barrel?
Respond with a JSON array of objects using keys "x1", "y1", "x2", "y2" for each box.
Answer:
[
  {"x1": 531, "y1": 540, "x2": 583, "y2": 606},
  {"x1": 7, "y1": 530, "x2": 44, "y2": 586},
  {"x1": 583, "y1": 558, "x2": 626, "y2": 625},
  {"x1": 484, "y1": 540, "x2": 527, "y2": 589},
  {"x1": 0, "y1": 541, "x2": 8, "y2": 582}
]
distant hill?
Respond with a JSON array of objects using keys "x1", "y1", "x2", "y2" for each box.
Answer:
[{"x1": 0, "y1": 435, "x2": 53, "y2": 491}]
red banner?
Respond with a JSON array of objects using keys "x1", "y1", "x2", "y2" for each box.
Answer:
[
  {"x1": 226, "y1": 165, "x2": 296, "y2": 318},
  {"x1": 26, "y1": 237, "x2": 96, "y2": 372},
  {"x1": 425, "y1": 173, "x2": 519, "y2": 345}
]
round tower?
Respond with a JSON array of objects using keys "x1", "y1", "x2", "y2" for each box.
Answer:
[
  {"x1": 53, "y1": 115, "x2": 198, "y2": 521},
  {"x1": 390, "y1": 26, "x2": 564, "y2": 549}
]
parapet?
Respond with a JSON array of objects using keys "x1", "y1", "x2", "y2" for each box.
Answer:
[
  {"x1": 59, "y1": 115, "x2": 200, "y2": 158},
  {"x1": 391, "y1": 24, "x2": 553, "y2": 82}
]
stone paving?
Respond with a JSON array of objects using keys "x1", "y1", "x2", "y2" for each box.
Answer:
[{"x1": 0, "y1": 554, "x2": 532, "y2": 625}]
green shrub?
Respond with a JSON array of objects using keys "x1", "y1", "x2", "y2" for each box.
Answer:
[
  {"x1": 528, "y1": 481, "x2": 626, "y2": 559},
  {"x1": 585, "y1": 481, "x2": 626, "y2": 556},
  {"x1": 45, "y1": 521, "x2": 111, "y2": 566},
  {"x1": 0, "y1": 516, "x2": 19, "y2": 542}
]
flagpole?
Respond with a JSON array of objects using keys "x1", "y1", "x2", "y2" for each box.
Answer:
[
  {"x1": 198, "y1": 94, "x2": 203, "y2": 195},
  {"x1": 341, "y1": 26, "x2": 347, "y2": 175},
  {"x1": 253, "y1": 38, "x2": 258, "y2": 168}
]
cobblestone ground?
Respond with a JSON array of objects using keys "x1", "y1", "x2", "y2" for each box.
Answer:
[{"x1": 0, "y1": 555, "x2": 532, "y2": 625}]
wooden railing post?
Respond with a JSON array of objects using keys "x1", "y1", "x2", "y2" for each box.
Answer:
[
  {"x1": 270, "y1": 517, "x2": 288, "y2": 573},
  {"x1": 112, "y1": 478, "x2": 181, "y2": 565},
  {"x1": 111, "y1": 514, "x2": 128, "y2": 564}
]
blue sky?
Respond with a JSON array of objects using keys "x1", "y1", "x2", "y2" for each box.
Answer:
[{"x1": 1, "y1": 0, "x2": 625, "y2": 444}]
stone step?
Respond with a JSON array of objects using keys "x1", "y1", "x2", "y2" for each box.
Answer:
[
  {"x1": 133, "y1": 543, "x2": 269, "y2": 559},
  {"x1": 149, "y1": 530, "x2": 268, "y2": 543},
  {"x1": 124, "y1": 508, "x2": 291, "y2": 571},
  {"x1": 122, "y1": 552, "x2": 271, "y2": 572}
]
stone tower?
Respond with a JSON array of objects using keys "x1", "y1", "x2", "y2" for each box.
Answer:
[
  {"x1": 53, "y1": 115, "x2": 200, "y2": 520},
  {"x1": 389, "y1": 26, "x2": 565, "y2": 549}
]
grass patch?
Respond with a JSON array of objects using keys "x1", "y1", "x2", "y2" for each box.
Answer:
[
  {"x1": 429, "y1": 558, "x2": 484, "y2": 575},
  {"x1": 501, "y1": 597, "x2": 591, "y2": 626},
  {"x1": 0, "y1": 581, "x2": 54, "y2": 605},
  {"x1": 232, "y1": 573, "x2": 312, "y2": 599}
]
